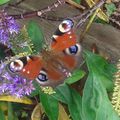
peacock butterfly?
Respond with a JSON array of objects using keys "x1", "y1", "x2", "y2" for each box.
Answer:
[{"x1": 7, "y1": 19, "x2": 82, "y2": 86}]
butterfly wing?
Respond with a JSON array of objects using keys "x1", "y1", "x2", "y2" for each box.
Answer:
[
  {"x1": 51, "y1": 19, "x2": 82, "y2": 69},
  {"x1": 51, "y1": 19, "x2": 77, "y2": 51},
  {"x1": 7, "y1": 56, "x2": 43, "y2": 80},
  {"x1": 7, "y1": 56, "x2": 65, "y2": 86}
]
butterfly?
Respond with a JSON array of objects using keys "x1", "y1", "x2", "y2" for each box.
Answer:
[{"x1": 7, "y1": 19, "x2": 82, "y2": 87}]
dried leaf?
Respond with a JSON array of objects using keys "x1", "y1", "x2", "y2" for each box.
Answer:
[
  {"x1": 31, "y1": 104, "x2": 42, "y2": 120},
  {"x1": 85, "y1": 0, "x2": 109, "y2": 22},
  {"x1": 58, "y1": 104, "x2": 70, "y2": 120},
  {"x1": 0, "y1": 96, "x2": 33, "y2": 104},
  {"x1": 66, "y1": 0, "x2": 85, "y2": 10},
  {"x1": 31, "y1": 103, "x2": 70, "y2": 120}
]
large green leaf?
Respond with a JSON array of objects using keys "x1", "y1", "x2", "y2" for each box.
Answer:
[
  {"x1": 0, "y1": 0, "x2": 10, "y2": 5},
  {"x1": 83, "y1": 50, "x2": 116, "y2": 91},
  {"x1": 39, "y1": 90, "x2": 59, "y2": 120},
  {"x1": 65, "y1": 69, "x2": 85, "y2": 84},
  {"x1": 53, "y1": 84, "x2": 82, "y2": 120},
  {"x1": 27, "y1": 21, "x2": 45, "y2": 54},
  {"x1": 82, "y1": 71, "x2": 120, "y2": 120},
  {"x1": 82, "y1": 50, "x2": 120, "y2": 120}
]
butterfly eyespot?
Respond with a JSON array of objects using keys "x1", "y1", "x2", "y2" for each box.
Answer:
[
  {"x1": 65, "y1": 44, "x2": 81, "y2": 56},
  {"x1": 36, "y1": 70, "x2": 48, "y2": 84},
  {"x1": 8, "y1": 59, "x2": 24, "y2": 73},
  {"x1": 59, "y1": 19, "x2": 74, "y2": 33}
]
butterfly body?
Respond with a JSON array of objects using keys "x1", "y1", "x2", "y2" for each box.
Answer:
[{"x1": 7, "y1": 19, "x2": 82, "y2": 86}]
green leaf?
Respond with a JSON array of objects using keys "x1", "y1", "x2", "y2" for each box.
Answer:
[
  {"x1": 0, "y1": 110, "x2": 5, "y2": 120},
  {"x1": 82, "y1": 50, "x2": 120, "y2": 120},
  {"x1": 0, "y1": 48, "x2": 6, "y2": 60},
  {"x1": 65, "y1": 69, "x2": 85, "y2": 84},
  {"x1": 53, "y1": 84, "x2": 82, "y2": 120},
  {"x1": 8, "y1": 103, "x2": 14, "y2": 120},
  {"x1": 39, "y1": 90, "x2": 59, "y2": 120},
  {"x1": 27, "y1": 21, "x2": 45, "y2": 54},
  {"x1": 73, "y1": 0, "x2": 81, "y2": 4},
  {"x1": 0, "y1": 0, "x2": 10, "y2": 5},
  {"x1": 105, "y1": 3, "x2": 116, "y2": 16},
  {"x1": 82, "y1": 70, "x2": 120, "y2": 120},
  {"x1": 83, "y1": 50, "x2": 116, "y2": 91},
  {"x1": 30, "y1": 81, "x2": 40, "y2": 97}
]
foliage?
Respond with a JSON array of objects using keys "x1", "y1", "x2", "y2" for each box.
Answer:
[
  {"x1": 10, "y1": 26, "x2": 33, "y2": 55},
  {"x1": 65, "y1": 69, "x2": 85, "y2": 84},
  {"x1": 0, "y1": 47, "x2": 6, "y2": 60},
  {"x1": 73, "y1": 0, "x2": 81, "y2": 4},
  {"x1": 39, "y1": 89, "x2": 59, "y2": 120},
  {"x1": 0, "y1": 110, "x2": 5, "y2": 120},
  {"x1": 105, "y1": 3, "x2": 117, "y2": 17},
  {"x1": 95, "y1": 2, "x2": 116, "y2": 23},
  {"x1": 54, "y1": 84, "x2": 82, "y2": 120},
  {"x1": 0, "y1": 0, "x2": 10, "y2": 5},
  {"x1": 82, "y1": 51, "x2": 120, "y2": 120},
  {"x1": 83, "y1": 50, "x2": 116, "y2": 91},
  {"x1": 27, "y1": 21, "x2": 45, "y2": 54},
  {"x1": 85, "y1": 0, "x2": 109, "y2": 22}
]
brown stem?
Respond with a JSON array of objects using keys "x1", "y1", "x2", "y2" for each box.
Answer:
[{"x1": 9, "y1": 0, "x2": 65, "y2": 19}]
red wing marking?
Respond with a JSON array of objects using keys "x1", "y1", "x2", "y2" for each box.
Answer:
[
  {"x1": 61, "y1": 55, "x2": 77, "y2": 69},
  {"x1": 20, "y1": 57, "x2": 42, "y2": 80},
  {"x1": 51, "y1": 31, "x2": 76, "y2": 51},
  {"x1": 46, "y1": 66, "x2": 63, "y2": 81}
]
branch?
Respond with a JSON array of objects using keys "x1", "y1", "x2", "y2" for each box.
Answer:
[
  {"x1": 9, "y1": 0, "x2": 65, "y2": 19},
  {"x1": 8, "y1": 0, "x2": 105, "y2": 29}
]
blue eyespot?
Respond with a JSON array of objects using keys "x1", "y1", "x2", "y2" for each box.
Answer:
[
  {"x1": 65, "y1": 44, "x2": 81, "y2": 55},
  {"x1": 36, "y1": 70, "x2": 48, "y2": 82},
  {"x1": 69, "y1": 45, "x2": 78, "y2": 54}
]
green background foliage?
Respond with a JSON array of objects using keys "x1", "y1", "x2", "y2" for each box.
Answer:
[{"x1": 0, "y1": 0, "x2": 10, "y2": 5}]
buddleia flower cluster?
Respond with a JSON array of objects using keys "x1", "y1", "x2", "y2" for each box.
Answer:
[
  {"x1": 0, "y1": 62, "x2": 35, "y2": 97},
  {"x1": 0, "y1": 10, "x2": 20, "y2": 47}
]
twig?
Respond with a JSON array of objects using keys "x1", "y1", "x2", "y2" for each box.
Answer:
[
  {"x1": 12, "y1": 0, "x2": 26, "y2": 6},
  {"x1": 80, "y1": 9, "x2": 99, "y2": 42},
  {"x1": 9, "y1": 0, "x2": 65, "y2": 19},
  {"x1": 74, "y1": 0, "x2": 105, "y2": 28},
  {"x1": 8, "y1": 0, "x2": 105, "y2": 30}
]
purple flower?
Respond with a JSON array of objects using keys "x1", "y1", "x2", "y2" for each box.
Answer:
[
  {"x1": 0, "y1": 62, "x2": 35, "y2": 97},
  {"x1": 0, "y1": 10, "x2": 20, "y2": 47}
]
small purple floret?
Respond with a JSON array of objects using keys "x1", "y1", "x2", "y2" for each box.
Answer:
[{"x1": 0, "y1": 10, "x2": 20, "y2": 47}]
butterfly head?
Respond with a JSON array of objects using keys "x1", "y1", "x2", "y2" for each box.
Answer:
[{"x1": 59, "y1": 19, "x2": 74, "y2": 33}]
